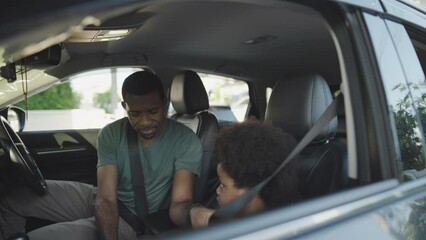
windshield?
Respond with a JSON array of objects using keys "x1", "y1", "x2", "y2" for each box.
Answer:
[{"x1": 0, "y1": 68, "x2": 59, "y2": 108}]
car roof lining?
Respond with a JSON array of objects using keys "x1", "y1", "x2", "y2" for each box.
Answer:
[{"x1": 48, "y1": 0, "x2": 340, "y2": 87}]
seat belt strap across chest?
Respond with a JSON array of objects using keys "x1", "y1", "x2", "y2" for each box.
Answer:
[
  {"x1": 127, "y1": 121, "x2": 149, "y2": 218},
  {"x1": 117, "y1": 120, "x2": 149, "y2": 235}
]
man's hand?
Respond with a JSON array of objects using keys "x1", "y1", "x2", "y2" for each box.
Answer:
[
  {"x1": 190, "y1": 206, "x2": 215, "y2": 228},
  {"x1": 95, "y1": 165, "x2": 119, "y2": 240}
]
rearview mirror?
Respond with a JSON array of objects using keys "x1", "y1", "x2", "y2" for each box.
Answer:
[
  {"x1": 21, "y1": 44, "x2": 61, "y2": 68},
  {"x1": 1, "y1": 44, "x2": 62, "y2": 82}
]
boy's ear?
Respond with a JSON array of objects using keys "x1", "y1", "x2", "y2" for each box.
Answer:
[{"x1": 121, "y1": 101, "x2": 127, "y2": 110}]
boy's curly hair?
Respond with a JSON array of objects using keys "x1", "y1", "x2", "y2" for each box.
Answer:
[{"x1": 216, "y1": 120, "x2": 301, "y2": 209}]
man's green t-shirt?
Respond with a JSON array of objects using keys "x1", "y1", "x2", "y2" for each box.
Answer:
[{"x1": 97, "y1": 118, "x2": 202, "y2": 213}]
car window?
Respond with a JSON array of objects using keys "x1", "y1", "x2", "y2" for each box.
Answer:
[
  {"x1": 16, "y1": 67, "x2": 143, "y2": 131},
  {"x1": 389, "y1": 23, "x2": 426, "y2": 180},
  {"x1": 363, "y1": 14, "x2": 426, "y2": 181},
  {"x1": 168, "y1": 73, "x2": 249, "y2": 124},
  {"x1": 399, "y1": 0, "x2": 426, "y2": 12},
  {"x1": 382, "y1": 20, "x2": 426, "y2": 180}
]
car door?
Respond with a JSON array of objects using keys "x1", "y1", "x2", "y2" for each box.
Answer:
[{"x1": 18, "y1": 129, "x2": 99, "y2": 185}]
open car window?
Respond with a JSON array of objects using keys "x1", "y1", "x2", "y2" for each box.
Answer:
[{"x1": 16, "y1": 67, "x2": 142, "y2": 131}]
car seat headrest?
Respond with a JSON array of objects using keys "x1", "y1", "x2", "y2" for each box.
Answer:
[
  {"x1": 265, "y1": 74, "x2": 337, "y2": 142},
  {"x1": 171, "y1": 70, "x2": 209, "y2": 114}
]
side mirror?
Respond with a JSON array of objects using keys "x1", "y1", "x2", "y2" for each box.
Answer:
[{"x1": 0, "y1": 106, "x2": 26, "y2": 132}]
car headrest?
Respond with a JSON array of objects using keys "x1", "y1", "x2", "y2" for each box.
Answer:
[
  {"x1": 171, "y1": 70, "x2": 209, "y2": 114},
  {"x1": 265, "y1": 74, "x2": 337, "y2": 142}
]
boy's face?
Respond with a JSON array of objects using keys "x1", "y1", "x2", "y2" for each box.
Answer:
[{"x1": 216, "y1": 163, "x2": 247, "y2": 207}]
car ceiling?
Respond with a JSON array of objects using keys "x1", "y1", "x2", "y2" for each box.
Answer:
[{"x1": 2, "y1": 0, "x2": 340, "y2": 87}]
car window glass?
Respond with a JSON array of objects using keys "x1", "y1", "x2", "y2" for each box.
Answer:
[
  {"x1": 399, "y1": 0, "x2": 426, "y2": 12},
  {"x1": 168, "y1": 73, "x2": 249, "y2": 124},
  {"x1": 364, "y1": 14, "x2": 426, "y2": 181},
  {"x1": 385, "y1": 20, "x2": 426, "y2": 180},
  {"x1": 402, "y1": 27, "x2": 426, "y2": 178},
  {"x1": 16, "y1": 67, "x2": 143, "y2": 131}
]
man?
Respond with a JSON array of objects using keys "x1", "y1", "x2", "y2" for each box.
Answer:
[
  {"x1": 189, "y1": 121, "x2": 301, "y2": 227},
  {"x1": 96, "y1": 71, "x2": 202, "y2": 239},
  {"x1": 0, "y1": 71, "x2": 202, "y2": 240}
]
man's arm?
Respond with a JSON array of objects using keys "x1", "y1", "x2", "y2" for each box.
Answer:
[
  {"x1": 95, "y1": 165, "x2": 119, "y2": 240},
  {"x1": 169, "y1": 169, "x2": 196, "y2": 227},
  {"x1": 169, "y1": 169, "x2": 215, "y2": 228}
]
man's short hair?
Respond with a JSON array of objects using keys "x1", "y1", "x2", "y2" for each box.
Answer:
[
  {"x1": 216, "y1": 120, "x2": 301, "y2": 209},
  {"x1": 121, "y1": 71, "x2": 165, "y2": 101}
]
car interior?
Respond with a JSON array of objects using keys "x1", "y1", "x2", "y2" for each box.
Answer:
[{"x1": 0, "y1": 0, "x2": 363, "y2": 237}]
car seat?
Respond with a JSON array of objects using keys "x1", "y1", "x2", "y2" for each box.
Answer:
[
  {"x1": 265, "y1": 74, "x2": 348, "y2": 199},
  {"x1": 170, "y1": 70, "x2": 220, "y2": 203}
]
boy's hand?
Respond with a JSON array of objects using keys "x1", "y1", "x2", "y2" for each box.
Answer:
[{"x1": 190, "y1": 206, "x2": 215, "y2": 228}]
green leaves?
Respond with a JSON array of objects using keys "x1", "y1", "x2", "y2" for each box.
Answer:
[
  {"x1": 15, "y1": 82, "x2": 80, "y2": 110},
  {"x1": 93, "y1": 91, "x2": 111, "y2": 113},
  {"x1": 394, "y1": 83, "x2": 426, "y2": 171}
]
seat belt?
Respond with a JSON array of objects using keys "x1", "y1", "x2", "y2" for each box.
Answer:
[
  {"x1": 211, "y1": 94, "x2": 342, "y2": 222},
  {"x1": 117, "y1": 120, "x2": 149, "y2": 236}
]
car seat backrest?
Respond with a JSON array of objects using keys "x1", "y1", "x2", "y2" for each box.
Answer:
[
  {"x1": 265, "y1": 74, "x2": 348, "y2": 198},
  {"x1": 170, "y1": 70, "x2": 219, "y2": 203}
]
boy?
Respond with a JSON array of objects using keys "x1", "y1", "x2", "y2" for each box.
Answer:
[{"x1": 190, "y1": 121, "x2": 301, "y2": 227}]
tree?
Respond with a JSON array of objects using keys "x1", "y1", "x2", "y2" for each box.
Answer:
[
  {"x1": 15, "y1": 82, "x2": 80, "y2": 110},
  {"x1": 393, "y1": 83, "x2": 426, "y2": 171},
  {"x1": 93, "y1": 90, "x2": 112, "y2": 113}
]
